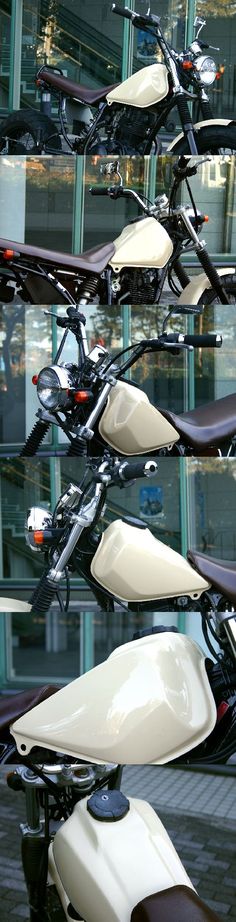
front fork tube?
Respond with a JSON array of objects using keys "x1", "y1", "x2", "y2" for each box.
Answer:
[
  {"x1": 20, "y1": 785, "x2": 48, "y2": 922},
  {"x1": 176, "y1": 92, "x2": 198, "y2": 154},
  {"x1": 180, "y1": 210, "x2": 230, "y2": 304}
]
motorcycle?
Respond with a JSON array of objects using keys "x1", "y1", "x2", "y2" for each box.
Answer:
[
  {"x1": 1, "y1": 611, "x2": 235, "y2": 920},
  {"x1": 0, "y1": 9, "x2": 235, "y2": 156},
  {"x1": 20, "y1": 452, "x2": 236, "y2": 621},
  {"x1": 0, "y1": 157, "x2": 236, "y2": 306},
  {"x1": 21, "y1": 306, "x2": 236, "y2": 460}
]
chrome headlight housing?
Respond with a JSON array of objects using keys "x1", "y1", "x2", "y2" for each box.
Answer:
[
  {"x1": 194, "y1": 55, "x2": 217, "y2": 85},
  {"x1": 25, "y1": 507, "x2": 53, "y2": 552},
  {"x1": 37, "y1": 364, "x2": 75, "y2": 411}
]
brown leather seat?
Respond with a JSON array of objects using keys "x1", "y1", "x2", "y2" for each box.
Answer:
[
  {"x1": 131, "y1": 885, "x2": 221, "y2": 922},
  {"x1": 37, "y1": 68, "x2": 118, "y2": 105},
  {"x1": 187, "y1": 549, "x2": 236, "y2": 607},
  {"x1": 160, "y1": 393, "x2": 236, "y2": 449},
  {"x1": 0, "y1": 237, "x2": 115, "y2": 275},
  {"x1": 0, "y1": 685, "x2": 60, "y2": 735}
]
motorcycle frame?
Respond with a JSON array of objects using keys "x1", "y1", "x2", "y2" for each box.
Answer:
[{"x1": 36, "y1": 13, "x2": 216, "y2": 157}]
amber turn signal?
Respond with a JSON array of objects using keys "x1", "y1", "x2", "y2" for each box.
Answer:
[
  {"x1": 182, "y1": 61, "x2": 193, "y2": 70},
  {"x1": 73, "y1": 390, "x2": 90, "y2": 403},
  {"x1": 3, "y1": 249, "x2": 15, "y2": 260},
  {"x1": 33, "y1": 530, "x2": 45, "y2": 545}
]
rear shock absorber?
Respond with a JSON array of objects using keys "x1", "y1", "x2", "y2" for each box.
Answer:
[
  {"x1": 20, "y1": 420, "x2": 50, "y2": 457},
  {"x1": 78, "y1": 274, "x2": 99, "y2": 305}
]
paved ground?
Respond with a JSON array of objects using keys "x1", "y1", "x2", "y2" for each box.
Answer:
[{"x1": 0, "y1": 763, "x2": 235, "y2": 921}]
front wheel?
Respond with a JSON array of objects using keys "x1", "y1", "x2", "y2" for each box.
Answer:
[
  {"x1": 173, "y1": 123, "x2": 236, "y2": 155},
  {"x1": 0, "y1": 110, "x2": 62, "y2": 154},
  {"x1": 197, "y1": 273, "x2": 236, "y2": 304}
]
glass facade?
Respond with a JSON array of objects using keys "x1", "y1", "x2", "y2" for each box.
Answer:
[
  {"x1": 1, "y1": 1, "x2": 235, "y2": 122},
  {"x1": 0, "y1": 154, "x2": 235, "y2": 264}
]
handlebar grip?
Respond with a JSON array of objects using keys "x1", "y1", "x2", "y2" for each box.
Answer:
[
  {"x1": 119, "y1": 459, "x2": 158, "y2": 481},
  {"x1": 164, "y1": 333, "x2": 222, "y2": 348},
  {"x1": 111, "y1": 4, "x2": 135, "y2": 21},
  {"x1": 180, "y1": 334, "x2": 222, "y2": 348},
  {"x1": 89, "y1": 186, "x2": 109, "y2": 196}
]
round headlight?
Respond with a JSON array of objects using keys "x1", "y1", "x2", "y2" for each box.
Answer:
[
  {"x1": 37, "y1": 365, "x2": 75, "y2": 411},
  {"x1": 194, "y1": 55, "x2": 217, "y2": 85}
]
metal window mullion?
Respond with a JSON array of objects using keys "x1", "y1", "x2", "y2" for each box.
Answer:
[
  {"x1": 72, "y1": 156, "x2": 85, "y2": 255},
  {"x1": 80, "y1": 612, "x2": 94, "y2": 674},
  {"x1": 187, "y1": 312, "x2": 195, "y2": 410},
  {"x1": 184, "y1": 0, "x2": 196, "y2": 49},
  {"x1": 9, "y1": 0, "x2": 23, "y2": 111},
  {"x1": 122, "y1": 0, "x2": 135, "y2": 81},
  {"x1": 178, "y1": 457, "x2": 187, "y2": 632}
]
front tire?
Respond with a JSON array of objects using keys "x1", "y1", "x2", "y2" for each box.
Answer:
[
  {"x1": 0, "y1": 110, "x2": 62, "y2": 154},
  {"x1": 173, "y1": 123, "x2": 236, "y2": 155},
  {"x1": 197, "y1": 273, "x2": 236, "y2": 304}
]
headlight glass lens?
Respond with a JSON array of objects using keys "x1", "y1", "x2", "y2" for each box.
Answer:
[
  {"x1": 194, "y1": 55, "x2": 217, "y2": 85},
  {"x1": 37, "y1": 366, "x2": 73, "y2": 410}
]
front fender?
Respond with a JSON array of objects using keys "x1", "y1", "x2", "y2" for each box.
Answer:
[
  {"x1": 178, "y1": 268, "x2": 235, "y2": 305},
  {"x1": 0, "y1": 598, "x2": 31, "y2": 611},
  {"x1": 167, "y1": 119, "x2": 235, "y2": 152}
]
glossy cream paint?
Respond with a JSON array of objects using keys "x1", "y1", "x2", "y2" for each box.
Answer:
[
  {"x1": 167, "y1": 118, "x2": 234, "y2": 151},
  {"x1": 99, "y1": 381, "x2": 179, "y2": 453},
  {"x1": 11, "y1": 633, "x2": 216, "y2": 764},
  {"x1": 0, "y1": 599, "x2": 32, "y2": 612},
  {"x1": 178, "y1": 268, "x2": 236, "y2": 304},
  {"x1": 52, "y1": 797, "x2": 193, "y2": 922},
  {"x1": 109, "y1": 217, "x2": 173, "y2": 271},
  {"x1": 106, "y1": 64, "x2": 169, "y2": 108},
  {"x1": 91, "y1": 520, "x2": 210, "y2": 601}
]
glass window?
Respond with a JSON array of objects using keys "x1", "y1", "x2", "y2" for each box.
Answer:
[
  {"x1": 0, "y1": 305, "x2": 52, "y2": 445},
  {"x1": 0, "y1": 1, "x2": 11, "y2": 112},
  {"x1": 196, "y1": 1, "x2": 236, "y2": 119},
  {"x1": 187, "y1": 458, "x2": 236, "y2": 560},
  {"x1": 194, "y1": 305, "x2": 236, "y2": 405},
  {"x1": 133, "y1": 0, "x2": 187, "y2": 67},
  {"x1": 83, "y1": 156, "x2": 149, "y2": 250},
  {"x1": 21, "y1": 0, "x2": 123, "y2": 111}
]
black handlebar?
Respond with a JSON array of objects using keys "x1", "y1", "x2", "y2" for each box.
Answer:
[
  {"x1": 111, "y1": 4, "x2": 160, "y2": 27},
  {"x1": 118, "y1": 459, "x2": 158, "y2": 482},
  {"x1": 111, "y1": 4, "x2": 134, "y2": 20},
  {"x1": 163, "y1": 333, "x2": 222, "y2": 348}
]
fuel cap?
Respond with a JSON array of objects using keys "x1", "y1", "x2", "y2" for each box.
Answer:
[{"x1": 87, "y1": 789, "x2": 130, "y2": 821}]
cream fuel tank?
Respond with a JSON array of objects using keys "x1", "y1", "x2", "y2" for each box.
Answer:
[
  {"x1": 98, "y1": 380, "x2": 179, "y2": 454},
  {"x1": 11, "y1": 633, "x2": 216, "y2": 764},
  {"x1": 11, "y1": 633, "x2": 216, "y2": 922},
  {"x1": 109, "y1": 216, "x2": 173, "y2": 272}
]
